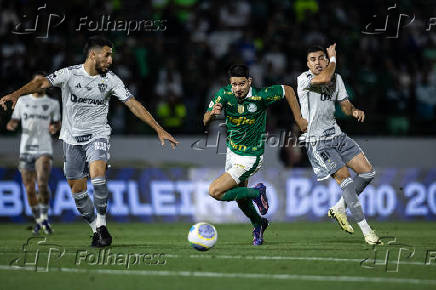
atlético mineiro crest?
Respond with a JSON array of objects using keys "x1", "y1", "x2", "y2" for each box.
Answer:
[
  {"x1": 42, "y1": 105, "x2": 49, "y2": 111},
  {"x1": 98, "y1": 83, "x2": 107, "y2": 93}
]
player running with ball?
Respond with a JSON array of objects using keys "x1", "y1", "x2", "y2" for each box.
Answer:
[
  {"x1": 1, "y1": 36, "x2": 178, "y2": 247},
  {"x1": 297, "y1": 44, "x2": 381, "y2": 245},
  {"x1": 204, "y1": 64, "x2": 307, "y2": 245}
]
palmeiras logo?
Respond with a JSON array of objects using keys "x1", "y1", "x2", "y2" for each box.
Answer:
[
  {"x1": 247, "y1": 103, "x2": 257, "y2": 113},
  {"x1": 98, "y1": 83, "x2": 107, "y2": 93}
]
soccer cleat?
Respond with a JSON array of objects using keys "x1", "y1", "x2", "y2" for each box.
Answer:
[
  {"x1": 364, "y1": 230, "x2": 383, "y2": 245},
  {"x1": 32, "y1": 223, "x2": 42, "y2": 235},
  {"x1": 91, "y1": 232, "x2": 101, "y2": 247},
  {"x1": 252, "y1": 218, "x2": 269, "y2": 246},
  {"x1": 253, "y1": 183, "x2": 269, "y2": 215},
  {"x1": 97, "y1": 226, "x2": 112, "y2": 247},
  {"x1": 41, "y1": 220, "x2": 53, "y2": 235},
  {"x1": 328, "y1": 208, "x2": 354, "y2": 234}
]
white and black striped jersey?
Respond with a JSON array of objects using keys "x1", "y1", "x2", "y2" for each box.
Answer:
[
  {"x1": 297, "y1": 70, "x2": 348, "y2": 141},
  {"x1": 47, "y1": 64, "x2": 132, "y2": 145}
]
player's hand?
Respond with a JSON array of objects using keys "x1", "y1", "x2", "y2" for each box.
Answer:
[
  {"x1": 352, "y1": 109, "x2": 365, "y2": 122},
  {"x1": 296, "y1": 117, "x2": 308, "y2": 133},
  {"x1": 6, "y1": 120, "x2": 18, "y2": 131},
  {"x1": 211, "y1": 103, "x2": 222, "y2": 115},
  {"x1": 0, "y1": 93, "x2": 19, "y2": 110},
  {"x1": 49, "y1": 123, "x2": 60, "y2": 135},
  {"x1": 326, "y1": 43, "x2": 336, "y2": 59},
  {"x1": 158, "y1": 130, "x2": 179, "y2": 149}
]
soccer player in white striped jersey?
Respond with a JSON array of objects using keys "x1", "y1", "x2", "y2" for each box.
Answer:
[
  {"x1": 6, "y1": 73, "x2": 60, "y2": 235},
  {"x1": 296, "y1": 44, "x2": 381, "y2": 245},
  {"x1": 1, "y1": 36, "x2": 178, "y2": 247}
]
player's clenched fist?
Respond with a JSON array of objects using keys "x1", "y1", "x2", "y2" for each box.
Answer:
[
  {"x1": 211, "y1": 103, "x2": 223, "y2": 115},
  {"x1": 352, "y1": 109, "x2": 365, "y2": 122}
]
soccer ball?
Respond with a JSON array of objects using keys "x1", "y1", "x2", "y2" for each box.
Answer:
[{"x1": 188, "y1": 222, "x2": 217, "y2": 251}]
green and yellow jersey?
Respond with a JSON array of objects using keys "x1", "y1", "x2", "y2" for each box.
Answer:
[{"x1": 207, "y1": 85, "x2": 285, "y2": 156}]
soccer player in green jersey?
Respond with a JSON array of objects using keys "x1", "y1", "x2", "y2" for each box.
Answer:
[{"x1": 203, "y1": 64, "x2": 308, "y2": 245}]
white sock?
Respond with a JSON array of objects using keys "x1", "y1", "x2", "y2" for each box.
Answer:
[
  {"x1": 90, "y1": 219, "x2": 97, "y2": 233},
  {"x1": 96, "y1": 213, "x2": 106, "y2": 227},
  {"x1": 333, "y1": 197, "x2": 346, "y2": 212},
  {"x1": 357, "y1": 219, "x2": 372, "y2": 235}
]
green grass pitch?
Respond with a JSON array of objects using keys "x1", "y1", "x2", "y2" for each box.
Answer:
[{"x1": 0, "y1": 221, "x2": 435, "y2": 290}]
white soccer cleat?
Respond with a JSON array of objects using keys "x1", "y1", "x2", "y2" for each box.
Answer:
[
  {"x1": 328, "y1": 208, "x2": 354, "y2": 234},
  {"x1": 364, "y1": 230, "x2": 383, "y2": 245}
]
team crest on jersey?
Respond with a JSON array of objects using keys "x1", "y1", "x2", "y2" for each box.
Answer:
[
  {"x1": 42, "y1": 104, "x2": 49, "y2": 111},
  {"x1": 98, "y1": 83, "x2": 107, "y2": 93},
  {"x1": 238, "y1": 104, "x2": 244, "y2": 114},
  {"x1": 247, "y1": 103, "x2": 257, "y2": 113}
]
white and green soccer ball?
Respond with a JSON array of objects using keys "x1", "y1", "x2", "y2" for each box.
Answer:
[{"x1": 188, "y1": 222, "x2": 217, "y2": 251}]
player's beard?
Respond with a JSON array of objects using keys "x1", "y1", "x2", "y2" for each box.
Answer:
[{"x1": 95, "y1": 61, "x2": 110, "y2": 75}]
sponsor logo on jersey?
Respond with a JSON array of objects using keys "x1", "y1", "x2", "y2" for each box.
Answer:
[
  {"x1": 23, "y1": 113, "x2": 49, "y2": 120},
  {"x1": 248, "y1": 96, "x2": 261, "y2": 100},
  {"x1": 247, "y1": 103, "x2": 257, "y2": 113},
  {"x1": 228, "y1": 116, "x2": 255, "y2": 126},
  {"x1": 74, "y1": 134, "x2": 92, "y2": 143},
  {"x1": 70, "y1": 94, "x2": 105, "y2": 105}
]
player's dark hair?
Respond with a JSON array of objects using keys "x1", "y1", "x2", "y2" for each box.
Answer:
[
  {"x1": 83, "y1": 36, "x2": 113, "y2": 58},
  {"x1": 33, "y1": 71, "x2": 47, "y2": 78},
  {"x1": 307, "y1": 45, "x2": 328, "y2": 58},
  {"x1": 228, "y1": 64, "x2": 249, "y2": 78}
]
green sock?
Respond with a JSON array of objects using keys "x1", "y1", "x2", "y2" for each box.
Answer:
[
  {"x1": 237, "y1": 198, "x2": 262, "y2": 228},
  {"x1": 220, "y1": 187, "x2": 259, "y2": 201}
]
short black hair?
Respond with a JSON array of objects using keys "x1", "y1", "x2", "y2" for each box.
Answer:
[
  {"x1": 83, "y1": 36, "x2": 113, "y2": 58},
  {"x1": 307, "y1": 45, "x2": 327, "y2": 58},
  {"x1": 228, "y1": 64, "x2": 249, "y2": 78},
  {"x1": 33, "y1": 71, "x2": 47, "y2": 78}
]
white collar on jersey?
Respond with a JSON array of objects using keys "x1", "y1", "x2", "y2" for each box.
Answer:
[
  {"x1": 81, "y1": 64, "x2": 100, "y2": 78},
  {"x1": 242, "y1": 87, "x2": 253, "y2": 100}
]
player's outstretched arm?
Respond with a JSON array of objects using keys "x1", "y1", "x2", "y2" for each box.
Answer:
[
  {"x1": 340, "y1": 99, "x2": 365, "y2": 122},
  {"x1": 283, "y1": 85, "x2": 308, "y2": 132},
  {"x1": 0, "y1": 76, "x2": 51, "y2": 110},
  {"x1": 124, "y1": 98, "x2": 179, "y2": 149},
  {"x1": 311, "y1": 43, "x2": 337, "y2": 85},
  {"x1": 203, "y1": 103, "x2": 222, "y2": 127}
]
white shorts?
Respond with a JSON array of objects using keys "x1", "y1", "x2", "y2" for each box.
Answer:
[{"x1": 225, "y1": 148, "x2": 263, "y2": 184}]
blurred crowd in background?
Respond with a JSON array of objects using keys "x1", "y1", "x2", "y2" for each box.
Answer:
[{"x1": 1, "y1": 0, "x2": 435, "y2": 143}]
